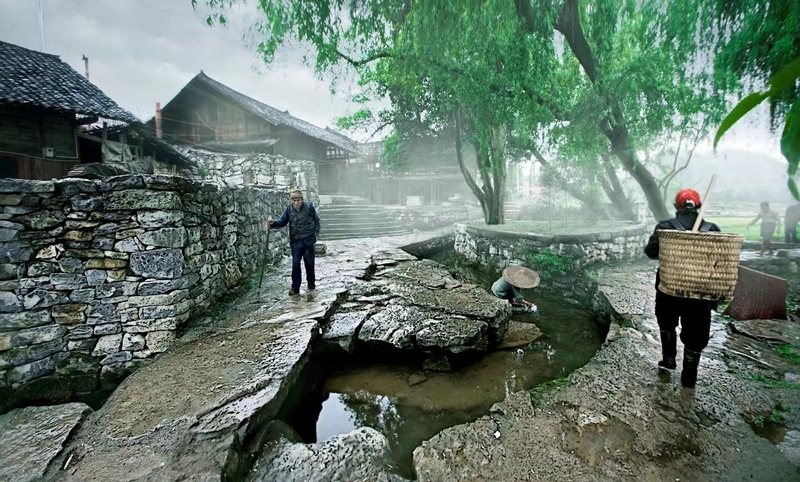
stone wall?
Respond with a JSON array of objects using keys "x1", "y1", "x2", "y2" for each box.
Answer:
[
  {"x1": 179, "y1": 148, "x2": 319, "y2": 203},
  {"x1": 0, "y1": 175, "x2": 286, "y2": 406},
  {"x1": 454, "y1": 223, "x2": 651, "y2": 272}
]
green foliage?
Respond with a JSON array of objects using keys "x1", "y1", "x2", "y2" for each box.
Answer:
[
  {"x1": 749, "y1": 374, "x2": 800, "y2": 390},
  {"x1": 196, "y1": 166, "x2": 208, "y2": 179},
  {"x1": 751, "y1": 409, "x2": 787, "y2": 428},
  {"x1": 518, "y1": 247, "x2": 574, "y2": 280},
  {"x1": 777, "y1": 344, "x2": 800, "y2": 365},
  {"x1": 529, "y1": 378, "x2": 572, "y2": 407}
]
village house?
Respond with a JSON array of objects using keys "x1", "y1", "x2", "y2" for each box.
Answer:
[
  {"x1": 0, "y1": 40, "x2": 190, "y2": 181},
  {"x1": 154, "y1": 72, "x2": 368, "y2": 196}
]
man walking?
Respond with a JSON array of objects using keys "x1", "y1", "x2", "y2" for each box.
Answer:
[
  {"x1": 785, "y1": 202, "x2": 800, "y2": 244},
  {"x1": 269, "y1": 189, "x2": 321, "y2": 295}
]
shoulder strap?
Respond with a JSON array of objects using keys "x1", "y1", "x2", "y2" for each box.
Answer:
[{"x1": 667, "y1": 219, "x2": 685, "y2": 231}]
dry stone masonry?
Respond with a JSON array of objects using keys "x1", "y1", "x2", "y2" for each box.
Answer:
[
  {"x1": 179, "y1": 148, "x2": 319, "y2": 203},
  {"x1": 454, "y1": 222, "x2": 650, "y2": 271},
  {"x1": 0, "y1": 175, "x2": 287, "y2": 408}
]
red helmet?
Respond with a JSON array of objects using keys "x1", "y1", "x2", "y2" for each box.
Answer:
[{"x1": 675, "y1": 189, "x2": 701, "y2": 209}]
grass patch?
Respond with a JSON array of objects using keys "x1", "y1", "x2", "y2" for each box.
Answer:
[
  {"x1": 712, "y1": 216, "x2": 763, "y2": 241},
  {"x1": 529, "y1": 378, "x2": 572, "y2": 407},
  {"x1": 749, "y1": 374, "x2": 800, "y2": 389},
  {"x1": 475, "y1": 220, "x2": 636, "y2": 236},
  {"x1": 752, "y1": 408, "x2": 787, "y2": 427},
  {"x1": 777, "y1": 344, "x2": 800, "y2": 364}
]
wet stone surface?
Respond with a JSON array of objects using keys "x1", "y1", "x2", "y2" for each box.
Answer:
[{"x1": 0, "y1": 403, "x2": 91, "y2": 482}]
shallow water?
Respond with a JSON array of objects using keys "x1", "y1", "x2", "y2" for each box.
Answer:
[{"x1": 311, "y1": 288, "x2": 605, "y2": 478}]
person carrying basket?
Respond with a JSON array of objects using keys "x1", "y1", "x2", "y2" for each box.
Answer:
[{"x1": 644, "y1": 189, "x2": 721, "y2": 388}]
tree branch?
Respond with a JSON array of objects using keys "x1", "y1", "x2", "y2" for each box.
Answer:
[
  {"x1": 334, "y1": 49, "x2": 392, "y2": 67},
  {"x1": 453, "y1": 107, "x2": 487, "y2": 215}
]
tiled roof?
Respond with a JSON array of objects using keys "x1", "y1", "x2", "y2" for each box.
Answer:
[
  {"x1": 183, "y1": 72, "x2": 362, "y2": 155},
  {"x1": 0, "y1": 41, "x2": 138, "y2": 123}
]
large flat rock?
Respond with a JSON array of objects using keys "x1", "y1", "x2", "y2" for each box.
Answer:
[
  {"x1": 0, "y1": 403, "x2": 90, "y2": 482},
  {"x1": 248, "y1": 427, "x2": 409, "y2": 482},
  {"x1": 44, "y1": 319, "x2": 318, "y2": 481}
]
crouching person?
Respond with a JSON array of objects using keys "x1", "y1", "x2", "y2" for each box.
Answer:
[
  {"x1": 269, "y1": 189, "x2": 321, "y2": 295},
  {"x1": 491, "y1": 266, "x2": 539, "y2": 312}
]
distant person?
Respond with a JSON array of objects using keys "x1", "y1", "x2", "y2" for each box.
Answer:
[
  {"x1": 269, "y1": 189, "x2": 321, "y2": 295},
  {"x1": 785, "y1": 202, "x2": 800, "y2": 244},
  {"x1": 491, "y1": 266, "x2": 539, "y2": 312},
  {"x1": 748, "y1": 202, "x2": 781, "y2": 256},
  {"x1": 644, "y1": 188, "x2": 720, "y2": 388}
]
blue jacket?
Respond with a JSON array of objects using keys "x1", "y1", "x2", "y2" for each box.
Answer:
[{"x1": 272, "y1": 200, "x2": 320, "y2": 247}]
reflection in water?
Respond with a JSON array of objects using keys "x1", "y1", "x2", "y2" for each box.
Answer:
[{"x1": 316, "y1": 289, "x2": 605, "y2": 477}]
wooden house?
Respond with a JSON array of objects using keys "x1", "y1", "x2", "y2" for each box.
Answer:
[
  {"x1": 0, "y1": 40, "x2": 190, "y2": 180},
  {"x1": 155, "y1": 72, "x2": 364, "y2": 195}
]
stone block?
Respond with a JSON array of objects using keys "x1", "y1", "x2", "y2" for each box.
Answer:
[
  {"x1": 137, "y1": 227, "x2": 187, "y2": 248},
  {"x1": 8, "y1": 356, "x2": 55, "y2": 384},
  {"x1": 129, "y1": 248, "x2": 184, "y2": 279},
  {"x1": 93, "y1": 323, "x2": 122, "y2": 336},
  {"x1": 104, "y1": 189, "x2": 183, "y2": 210},
  {"x1": 85, "y1": 258, "x2": 127, "y2": 269},
  {"x1": 52, "y1": 304, "x2": 88, "y2": 325},
  {"x1": 146, "y1": 330, "x2": 176, "y2": 353},
  {"x1": 0, "y1": 310, "x2": 51, "y2": 332},
  {"x1": 139, "y1": 305, "x2": 176, "y2": 319},
  {"x1": 86, "y1": 302, "x2": 120, "y2": 324},
  {"x1": 70, "y1": 194, "x2": 103, "y2": 212},
  {"x1": 0, "y1": 291, "x2": 22, "y2": 313},
  {"x1": 92, "y1": 333, "x2": 122, "y2": 357},
  {"x1": 16, "y1": 210, "x2": 65, "y2": 230},
  {"x1": 11, "y1": 325, "x2": 66, "y2": 347},
  {"x1": 85, "y1": 269, "x2": 106, "y2": 286},
  {"x1": 35, "y1": 244, "x2": 64, "y2": 260},
  {"x1": 0, "y1": 194, "x2": 21, "y2": 205},
  {"x1": 6, "y1": 339, "x2": 63, "y2": 366},
  {"x1": 49, "y1": 273, "x2": 87, "y2": 290},
  {"x1": 114, "y1": 237, "x2": 143, "y2": 252},
  {"x1": 121, "y1": 333, "x2": 145, "y2": 351},
  {"x1": 23, "y1": 290, "x2": 69, "y2": 310},
  {"x1": 2, "y1": 241, "x2": 33, "y2": 263},
  {"x1": 123, "y1": 317, "x2": 178, "y2": 334},
  {"x1": 70, "y1": 288, "x2": 95, "y2": 303},
  {"x1": 67, "y1": 339, "x2": 97, "y2": 351},
  {"x1": 67, "y1": 325, "x2": 94, "y2": 340},
  {"x1": 137, "y1": 210, "x2": 184, "y2": 228},
  {"x1": 101, "y1": 351, "x2": 132, "y2": 365},
  {"x1": 0, "y1": 263, "x2": 17, "y2": 280}
]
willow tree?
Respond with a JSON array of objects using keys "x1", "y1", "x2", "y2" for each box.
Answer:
[{"x1": 198, "y1": 0, "x2": 559, "y2": 224}]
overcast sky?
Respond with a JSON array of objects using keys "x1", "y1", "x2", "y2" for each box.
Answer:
[
  {"x1": 0, "y1": 0, "x2": 785, "y2": 156},
  {"x1": 0, "y1": 0, "x2": 379, "y2": 140}
]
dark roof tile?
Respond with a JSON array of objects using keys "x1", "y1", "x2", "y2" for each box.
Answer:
[{"x1": 0, "y1": 41, "x2": 138, "y2": 123}]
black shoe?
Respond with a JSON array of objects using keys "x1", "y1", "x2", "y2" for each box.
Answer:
[
  {"x1": 289, "y1": 288, "x2": 300, "y2": 296},
  {"x1": 658, "y1": 330, "x2": 677, "y2": 370},
  {"x1": 308, "y1": 284, "x2": 316, "y2": 291},
  {"x1": 681, "y1": 349, "x2": 702, "y2": 388}
]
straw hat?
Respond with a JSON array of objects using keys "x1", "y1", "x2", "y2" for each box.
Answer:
[{"x1": 502, "y1": 266, "x2": 540, "y2": 289}]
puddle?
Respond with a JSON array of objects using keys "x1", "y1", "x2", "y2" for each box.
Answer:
[
  {"x1": 746, "y1": 411, "x2": 789, "y2": 445},
  {"x1": 695, "y1": 410, "x2": 720, "y2": 427},
  {"x1": 285, "y1": 286, "x2": 604, "y2": 478}
]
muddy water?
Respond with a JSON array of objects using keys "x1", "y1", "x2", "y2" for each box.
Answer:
[{"x1": 308, "y1": 280, "x2": 605, "y2": 477}]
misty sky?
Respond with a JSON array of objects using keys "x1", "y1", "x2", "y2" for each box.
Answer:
[
  {"x1": 0, "y1": 0, "x2": 786, "y2": 155},
  {"x1": 0, "y1": 0, "x2": 378, "y2": 140}
]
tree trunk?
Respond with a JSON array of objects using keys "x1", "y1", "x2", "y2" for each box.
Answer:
[
  {"x1": 601, "y1": 156, "x2": 636, "y2": 220},
  {"x1": 554, "y1": 0, "x2": 671, "y2": 221},
  {"x1": 453, "y1": 108, "x2": 506, "y2": 225}
]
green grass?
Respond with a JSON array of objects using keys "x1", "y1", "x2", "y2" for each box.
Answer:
[
  {"x1": 777, "y1": 344, "x2": 800, "y2": 365},
  {"x1": 749, "y1": 374, "x2": 800, "y2": 389},
  {"x1": 529, "y1": 378, "x2": 572, "y2": 406},
  {"x1": 712, "y1": 216, "x2": 765, "y2": 241},
  {"x1": 475, "y1": 220, "x2": 636, "y2": 236}
]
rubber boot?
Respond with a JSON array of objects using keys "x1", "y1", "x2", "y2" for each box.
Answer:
[
  {"x1": 681, "y1": 349, "x2": 702, "y2": 388},
  {"x1": 658, "y1": 330, "x2": 677, "y2": 370}
]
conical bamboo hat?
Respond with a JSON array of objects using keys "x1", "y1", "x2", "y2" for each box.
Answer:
[{"x1": 502, "y1": 266, "x2": 540, "y2": 289}]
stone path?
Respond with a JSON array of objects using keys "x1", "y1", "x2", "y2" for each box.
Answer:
[{"x1": 412, "y1": 261, "x2": 800, "y2": 481}]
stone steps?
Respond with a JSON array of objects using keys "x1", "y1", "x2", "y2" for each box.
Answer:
[{"x1": 317, "y1": 204, "x2": 412, "y2": 240}]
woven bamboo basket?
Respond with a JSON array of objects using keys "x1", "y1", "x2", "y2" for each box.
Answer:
[{"x1": 657, "y1": 230, "x2": 745, "y2": 301}]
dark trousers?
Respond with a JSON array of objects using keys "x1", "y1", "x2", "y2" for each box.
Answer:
[
  {"x1": 786, "y1": 223, "x2": 798, "y2": 244},
  {"x1": 291, "y1": 237, "x2": 316, "y2": 290},
  {"x1": 655, "y1": 290, "x2": 713, "y2": 352}
]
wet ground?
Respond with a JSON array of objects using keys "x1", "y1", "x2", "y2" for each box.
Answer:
[{"x1": 307, "y1": 292, "x2": 603, "y2": 477}]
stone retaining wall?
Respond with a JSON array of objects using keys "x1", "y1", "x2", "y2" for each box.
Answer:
[
  {"x1": 0, "y1": 175, "x2": 286, "y2": 406},
  {"x1": 454, "y1": 223, "x2": 651, "y2": 271},
  {"x1": 179, "y1": 148, "x2": 319, "y2": 203}
]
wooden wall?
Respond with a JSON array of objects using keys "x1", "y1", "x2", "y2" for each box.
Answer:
[{"x1": 0, "y1": 105, "x2": 79, "y2": 180}]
